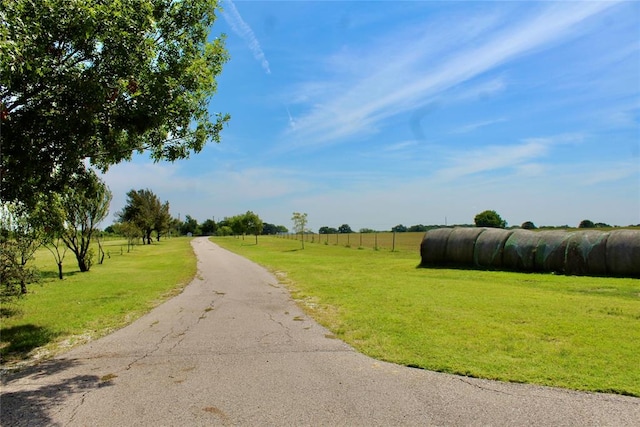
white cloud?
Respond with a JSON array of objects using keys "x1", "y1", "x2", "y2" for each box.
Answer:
[
  {"x1": 433, "y1": 133, "x2": 586, "y2": 181},
  {"x1": 281, "y1": 1, "x2": 618, "y2": 150},
  {"x1": 435, "y1": 140, "x2": 549, "y2": 181},
  {"x1": 222, "y1": 0, "x2": 271, "y2": 74}
]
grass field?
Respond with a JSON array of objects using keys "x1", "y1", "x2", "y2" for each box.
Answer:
[
  {"x1": 213, "y1": 235, "x2": 640, "y2": 396},
  {"x1": 0, "y1": 237, "x2": 195, "y2": 366}
]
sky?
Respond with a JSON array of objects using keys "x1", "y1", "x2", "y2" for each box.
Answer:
[{"x1": 101, "y1": 0, "x2": 640, "y2": 232}]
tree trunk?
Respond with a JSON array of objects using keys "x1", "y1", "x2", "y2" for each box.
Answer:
[
  {"x1": 20, "y1": 280, "x2": 27, "y2": 294},
  {"x1": 57, "y1": 262, "x2": 63, "y2": 280},
  {"x1": 77, "y1": 256, "x2": 89, "y2": 272}
]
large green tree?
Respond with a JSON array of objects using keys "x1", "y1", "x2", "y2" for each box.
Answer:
[
  {"x1": 117, "y1": 189, "x2": 168, "y2": 244},
  {"x1": 474, "y1": 210, "x2": 507, "y2": 229},
  {"x1": 0, "y1": 0, "x2": 230, "y2": 207}
]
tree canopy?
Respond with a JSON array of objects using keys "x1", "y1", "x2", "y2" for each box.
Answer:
[
  {"x1": 579, "y1": 219, "x2": 595, "y2": 229},
  {"x1": 117, "y1": 189, "x2": 169, "y2": 244},
  {"x1": 338, "y1": 224, "x2": 353, "y2": 234},
  {"x1": 319, "y1": 226, "x2": 337, "y2": 234},
  {"x1": 1, "y1": 0, "x2": 230, "y2": 206},
  {"x1": 474, "y1": 210, "x2": 507, "y2": 229}
]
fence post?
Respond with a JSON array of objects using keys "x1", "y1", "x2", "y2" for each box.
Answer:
[{"x1": 392, "y1": 231, "x2": 396, "y2": 251}]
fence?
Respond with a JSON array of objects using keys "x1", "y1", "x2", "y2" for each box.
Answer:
[{"x1": 278, "y1": 231, "x2": 426, "y2": 252}]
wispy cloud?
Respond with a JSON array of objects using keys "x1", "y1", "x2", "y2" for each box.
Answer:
[
  {"x1": 434, "y1": 133, "x2": 586, "y2": 181},
  {"x1": 222, "y1": 0, "x2": 271, "y2": 74},
  {"x1": 382, "y1": 140, "x2": 418, "y2": 152},
  {"x1": 282, "y1": 1, "x2": 618, "y2": 150},
  {"x1": 450, "y1": 118, "x2": 507, "y2": 134},
  {"x1": 435, "y1": 140, "x2": 549, "y2": 181}
]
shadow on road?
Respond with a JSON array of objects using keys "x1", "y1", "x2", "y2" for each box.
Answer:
[{"x1": 1, "y1": 358, "x2": 111, "y2": 426}]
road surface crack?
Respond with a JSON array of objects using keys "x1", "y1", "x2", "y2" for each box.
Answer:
[{"x1": 456, "y1": 377, "x2": 516, "y2": 396}]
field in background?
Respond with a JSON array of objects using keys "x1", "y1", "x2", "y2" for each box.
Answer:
[
  {"x1": 282, "y1": 227, "x2": 640, "y2": 253},
  {"x1": 213, "y1": 235, "x2": 640, "y2": 396},
  {"x1": 1, "y1": 237, "x2": 196, "y2": 366},
  {"x1": 283, "y1": 231, "x2": 425, "y2": 252}
]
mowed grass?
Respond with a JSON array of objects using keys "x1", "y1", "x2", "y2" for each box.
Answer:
[
  {"x1": 213, "y1": 235, "x2": 640, "y2": 396},
  {"x1": 1, "y1": 237, "x2": 196, "y2": 366}
]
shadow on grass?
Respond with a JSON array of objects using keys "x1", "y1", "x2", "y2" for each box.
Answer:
[
  {"x1": 0, "y1": 324, "x2": 61, "y2": 364},
  {"x1": 1, "y1": 358, "x2": 111, "y2": 426},
  {"x1": 38, "y1": 270, "x2": 80, "y2": 280},
  {"x1": 0, "y1": 306, "x2": 22, "y2": 318}
]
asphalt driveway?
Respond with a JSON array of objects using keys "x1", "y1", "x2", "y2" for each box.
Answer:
[{"x1": 2, "y1": 237, "x2": 638, "y2": 426}]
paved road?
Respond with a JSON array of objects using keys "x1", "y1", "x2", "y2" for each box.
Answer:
[{"x1": 2, "y1": 237, "x2": 639, "y2": 426}]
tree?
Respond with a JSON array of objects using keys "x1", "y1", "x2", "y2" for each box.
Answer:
[
  {"x1": 338, "y1": 224, "x2": 353, "y2": 234},
  {"x1": 474, "y1": 210, "x2": 507, "y2": 228},
  {"x1": 391, "y1": 224, "x2": 407, "y2": 232},
  {"x1": 227, "y1": 215, "x2": 245, "y2": 237},
  {"x1": 154, "y1": 202, "x2": 172, "y2": 241},
  {"x1": 60, "y1": 170, "x2": 112, "y2": 272},
  {"x1": 117, "y1": 189, "x2": 168, "y2": 244},
  {"x1": 521, "y1": 221, "x2": 537, "y2": 230},
  {"x1": 319, "y1": 226, "x2": 337, "y2": 234},
  {"x1": 180, "y1": 215, "x2": 201, "y2": 236},
  {"x1": 579, "y1": 219, "x2": 595, "y2": 229},
  {"x1": 408, "y1": 224, "x2": 428, "y2": 232},
  {"x1": 201, "y1": 218, "x2": 217, "y2": 236},
  {"x1": 242, "y1": 211, "x2": 263, "y2": 244},
  {"x1": 37, "y1": 194, "x2": 69, "y2": 279},
  {"x1": 1, "y1": 0, "x2": 230, "y2": 207},
  {"x1": 114, "y1": 221, "x2": 141, "y2": 252},
  {"x1": 216, "y1": 225, "x2": 233, "y2": 236},
  {"x1": 291, "y1": 212, "x2": 308, "y2": 249},
  {"x1": 0, "y1": 203, "x2": 44, "y2": 295},
  {"x1": 262, "y1": 223, "x2": 278, "y2": 235}
]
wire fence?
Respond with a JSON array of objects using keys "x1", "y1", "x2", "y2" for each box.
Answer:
[{"x1": 277, "y1": 231, "x2": 426, "y2": 252}]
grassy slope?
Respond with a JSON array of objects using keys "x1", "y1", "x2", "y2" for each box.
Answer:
[
  {"x1": 213, "y1": 235, "x2": 640, "y2": 396},
  {"x1": 1, "y1": 237, "x2": 196, "y2": 366}
]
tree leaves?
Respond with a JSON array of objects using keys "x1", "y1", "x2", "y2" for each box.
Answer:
[{"x1": 1, "y1": 0, "x2": 230, "y2": 207}]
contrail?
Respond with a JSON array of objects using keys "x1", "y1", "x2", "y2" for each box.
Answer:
[{"x1": 222, "y1": 0, "x2": 271, "y2": 74}]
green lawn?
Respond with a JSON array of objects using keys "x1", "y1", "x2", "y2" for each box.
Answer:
[
  {"x1": 1, "y1": 237, "x2": 196, "y2": 366},
  {"x1": 213, "y1": 235, "x2": 640, "y2": 396}
]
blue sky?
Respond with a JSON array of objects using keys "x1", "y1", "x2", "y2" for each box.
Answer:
[{"x1": 102, "y1": 0, "x2": 640, "y2": 231}]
